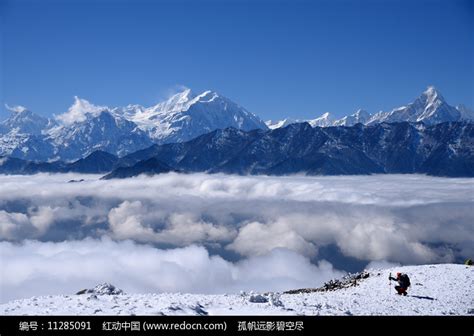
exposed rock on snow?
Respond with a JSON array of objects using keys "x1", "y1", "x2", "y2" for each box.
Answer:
[
  {"x1": 284, "y1": 271, "x2": 370, "y2": 294},
  {"x1": 248, "y1": 293, "x2": 268, "y2": 303},
  {"x1": 192, "y1": 304, "x2": 209, "y2": 316},
  {"x1": 75, "y1": 283, "x2": 125, "y2": 296}
]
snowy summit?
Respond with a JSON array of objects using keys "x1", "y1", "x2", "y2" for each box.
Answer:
[{"x1": 116, "y1": 88, "x2": 268, "y2": 143}]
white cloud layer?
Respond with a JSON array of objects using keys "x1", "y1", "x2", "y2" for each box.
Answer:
[
  {"x1": 55, "y1": 96, "x2": 108, "y2": 126},
  {"x1": 0, "y1": 239, "x2": 343, "y2": 303},
  {"x1": 4, "y1": 104, "x2": 28, "y2": 113},
  {"x1": 0, "y1": 173, "x2": 472, "y2": 285}
]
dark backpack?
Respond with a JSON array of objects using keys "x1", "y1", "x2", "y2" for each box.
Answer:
[{"x1": 400, "y1": 274, "x2": 410, "y2": 287}]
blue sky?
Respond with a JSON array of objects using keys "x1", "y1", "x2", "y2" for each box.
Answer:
[{"x1": 1, "y1": 0, "x2": 473, "y2": 121}]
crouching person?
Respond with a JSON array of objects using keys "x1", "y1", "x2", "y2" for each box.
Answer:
[{"x1": 389, "y1": 272, "x2": 410, "y2": 296}]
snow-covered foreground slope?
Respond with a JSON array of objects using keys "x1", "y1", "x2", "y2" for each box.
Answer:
[{"x1": 2, "y1": 264, "x2": 472, "y2": 316}]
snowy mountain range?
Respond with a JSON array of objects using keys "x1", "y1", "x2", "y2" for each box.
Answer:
[
  {"x1": 0, "y1": 90, "x2": 267, "y2": 161},
  {"x1": 266, "y1": 87, "x2": 474, "y2": 129},
  {"x1": 0, "y1": 86, "x2": 472, "y2": 161},
  {"x1": 2, "y1": 120, "x2": 472, "y2": 177}
]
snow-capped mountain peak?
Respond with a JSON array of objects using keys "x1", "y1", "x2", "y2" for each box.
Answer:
[
  {"x1": 144, "y1": 89, "x2": 196, "y2": 116},
  {"x1": 125, "y1": 88, "x2": 268, "y2": 143},
  {"x1": 174, "y1": 87, "x2": 194, "y2": 102},
  {"x1": 269, "y1": 109, "x2": 370, "y2": 129},
  {"x1": 56, "y1": 96, "x2": 109, "y2": 126},
  {"x1": 354, "y1": 108, "x2": 369, "y2": 117},
  {"x1": 365, "y1": 86, "x2": 461, "y2": 125},
  {"x1": 308, "y1": 112, "x2": 333, "y2": 127},
  {"x1": 333, "y1": 109, "x2": 369, "y2": 126},
  {"x1": 266, "y1": 118, "x2": 301, "y2": 130},
  {"x1": 147, "y1": 89, "x2": 240, "y2": 115},
  {"x1": 1, "y1": 105, "x2": 51, "y2": 135},
  {"x1": 414, "y1": 86, "x2": 459, "y2": 123},
  {"x1": 422, "y1": 86, "x2": 443, "y2": 102},
  {"x1": 38, "y1": 96, "x2": 153, "y2": 161},
  {"x1": 417, "y1": 86, "x2": 445, "y2": 115}
]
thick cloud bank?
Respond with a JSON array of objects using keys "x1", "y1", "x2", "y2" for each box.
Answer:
[
  {"x1": 0, "y1": 173, "x2": 472, "y2": 263},
  {"x1": 0, "y1": 239, "x2": 342, "y2": 303},
  {"x1": 0, "y1": 173, "x2": 473, "y2": 301}
]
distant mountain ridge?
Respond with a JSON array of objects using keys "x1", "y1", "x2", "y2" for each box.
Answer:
[
  {"x1": 266, "y1": 87, "x2": 473, "y2": 129},
  {"x1": 106, "y1": 121, "x2": 473, "y2": 178},
  {"x1": 2, "y1": 121, "x2": 473, "y2": 178},
  {"x1": 0, "y1": 150, "x2": 118, "y2": 174}
]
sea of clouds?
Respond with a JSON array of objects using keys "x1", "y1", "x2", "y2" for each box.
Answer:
[
  {"x1": 0, "y1": 173, "x2": 473, "y2": 302},
  {"x1": 0, "y1": 239, "x2": 343, "y2": 303}
]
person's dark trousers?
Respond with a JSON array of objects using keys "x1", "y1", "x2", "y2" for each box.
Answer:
[{"x1": 395, "y1": 286, "x2": 407, "y2": 295}]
